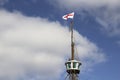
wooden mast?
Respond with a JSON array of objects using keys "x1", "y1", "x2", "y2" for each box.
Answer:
[
  {"x1": 70, "y1": 21, "x2": 75, "y2": 80},
  {"x1": 70, "y1": 21, "x2": 74, "y2": 60},
  {"x1": 65, "y1": 12, "x2": 81, "y2": 80}
]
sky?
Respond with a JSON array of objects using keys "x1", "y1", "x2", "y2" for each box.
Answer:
[{"x1": 0, "y1": 0, "x2": 120, "y2": 80}]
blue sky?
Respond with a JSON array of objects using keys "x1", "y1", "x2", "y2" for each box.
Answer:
[{"x1": 0, "y1": 0, "x2": 120, "y2": 80}]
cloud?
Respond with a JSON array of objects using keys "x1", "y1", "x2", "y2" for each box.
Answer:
[
  {"x1": 117, "y1": 41, "x2": 120, "y2": 46},
  {"x1": 0, "y1": 0, "x2": 8, "y2": 5},
  {"x1": 48, "y1": 0, "x2": 120, "y2": 8},
  {"x1": 95, "y1": 8, "x2": 120, "y2": 36},
  {"x1": 47, "y1": 0, "x2": 120, "y2": 37},
  {"x1": 0, "y1": 10, "x2": 106, "y2": 80}
]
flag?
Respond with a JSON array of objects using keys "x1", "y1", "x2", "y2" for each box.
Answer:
[{"x1": 62, "y1": 12, "x2": 74, "y2": 20}]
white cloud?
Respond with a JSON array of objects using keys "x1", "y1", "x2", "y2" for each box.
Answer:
[
  {"x1": 0, "y1": 0, "x2": 8, "y2": 5},
  {"x1": 0, "y1": 10, "x2": 106, "y2": 80},
  {"x1": 117, "y1": 41, "x2": 120, "y2": 46},
  {"x1": 95, "y1": 8, "x2": 120, "y2": 36},
  {"x1": 48, "y1": 0, "x2": 120, "y2": 8},
  {"x1": 47, "y1": 0, "x2": 120, "y2": 37}
]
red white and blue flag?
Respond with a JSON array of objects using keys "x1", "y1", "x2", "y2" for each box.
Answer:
[{"x1": 62, "y1": 12, "x2": 74, "y2": 20}]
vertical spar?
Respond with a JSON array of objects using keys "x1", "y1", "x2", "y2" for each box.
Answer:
[
  {"x1": 71, "y1": 20, "x2": 75, "y2": 80},
  {"x1": 70, "y1": 21, "x2": 74, "y2": 60},
  {"x1": 65, "y1": 20, "x2": 82, "y2": 80},
  {"x1": 63, "y1": 12, "x2": 82, "y2": 80}
]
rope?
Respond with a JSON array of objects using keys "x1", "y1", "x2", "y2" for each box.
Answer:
[{"x1": 64, "y1": 74, "x2": 69, "y2": 80}]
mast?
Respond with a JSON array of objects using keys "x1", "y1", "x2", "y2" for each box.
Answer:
[
  {"x1": 64, "y1": 12, "x2": 82, "y2": 80},
  {"x1": 70, "y1": 21, "x2": 74, "y2": 60},
  {"x1": 71, "y1": 21, "x2": 75, "y2": 80}
]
